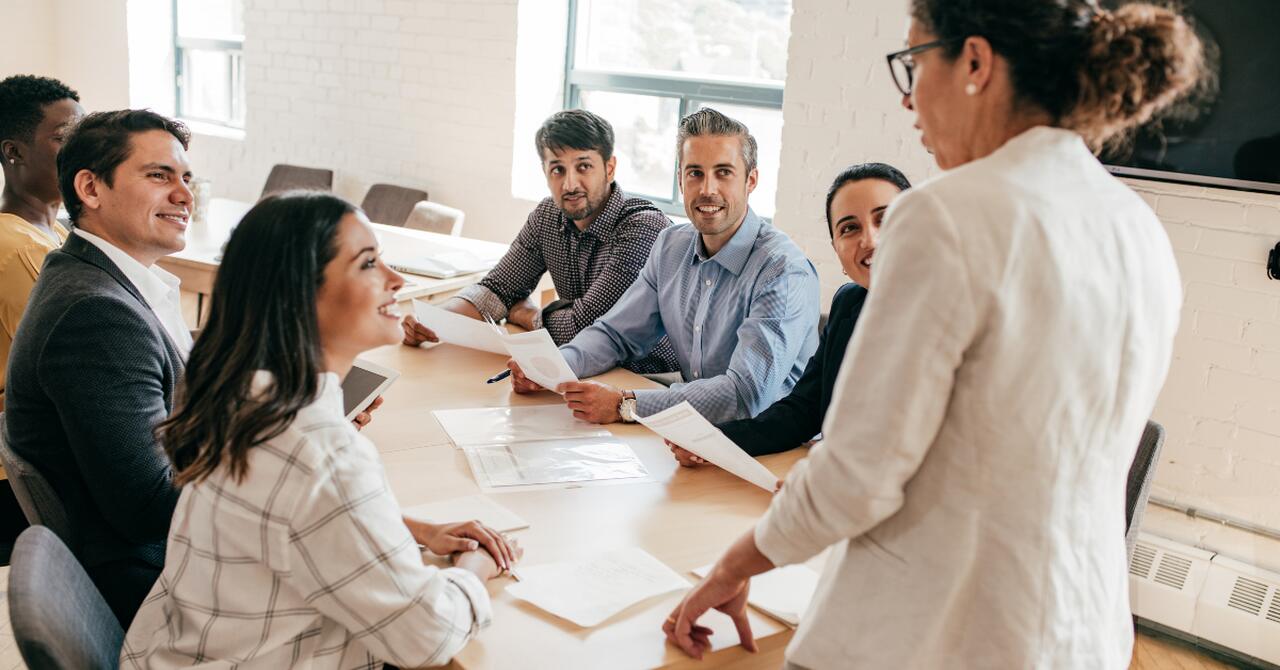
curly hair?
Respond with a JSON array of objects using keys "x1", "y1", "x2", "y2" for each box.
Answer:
[
  {"x1": 0, "y1": 74, "x2": 80, "y2": 143},
  {"x1": 910, "y1": 0, "x2": 1205, "y2": 150}
]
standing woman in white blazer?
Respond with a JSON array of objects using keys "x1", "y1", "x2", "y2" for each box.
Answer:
[{"x1": 664, "y1": 1, "x2": 1206, "y2": 668}]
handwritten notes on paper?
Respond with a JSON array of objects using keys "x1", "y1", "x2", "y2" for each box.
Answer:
[
  {"x1": 507, "y1": 548, "x2": 690, "y2": 627},
  {"x1": 636, "y1": 401, "x2": 781, "y2": 492}
]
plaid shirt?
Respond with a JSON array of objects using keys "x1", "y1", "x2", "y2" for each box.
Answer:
[
  {"x1": 456, "y1": 183, "x2": 680, "y2": 374},
  {"x1": 120, "y1": 372, "x2": 492, "y2": 669}
]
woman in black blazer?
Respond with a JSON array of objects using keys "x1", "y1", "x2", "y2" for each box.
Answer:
[{"x1": 670, "y1": 162, "x2": 911, "y2": 465}]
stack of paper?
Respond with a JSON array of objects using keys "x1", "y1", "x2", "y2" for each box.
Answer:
[
  {"x1": 412, "y1": 300, "x2": 579, "y2": 391},
  {"x1": 507, "y1": 548, "x2": 690, "y2": 627},
  {"x1": 636, "y1": 401, "x2": 781, "y2": 492},
  {"x1": 691, "y1": 563, "x2": 820, "y2": 627},
  {"x1": 402, "y1": 494, "x2": 530, "y2": 533}
]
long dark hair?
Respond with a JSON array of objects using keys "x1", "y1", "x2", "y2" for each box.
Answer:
[
  {"x1": 160, "y1": 191, "x2": 354, "y2": 486},
  {"x1": 825, "y1": 162, "x2": 911, "y2": 238}
]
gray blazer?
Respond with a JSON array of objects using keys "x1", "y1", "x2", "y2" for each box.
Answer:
[{"x1": 3, "y1": 232, "x2": 182, "y2": 570}]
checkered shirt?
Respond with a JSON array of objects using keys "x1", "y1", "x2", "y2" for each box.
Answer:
[
  {"x1": 456, "y1": 183, "x2": 680, "y2": 374},
  {"x1": 120, "y1": 372, "x2": 492, "y2": 669}
]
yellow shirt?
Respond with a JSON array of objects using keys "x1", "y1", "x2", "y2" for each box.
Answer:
[{"x1": 0, "y1": 212, "x2": 69, "y2": 396}]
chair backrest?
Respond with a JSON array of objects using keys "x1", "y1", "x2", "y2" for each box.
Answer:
[
  {"x1": 361, "y1": 183, "x2": 429, "y2": 227},
  {"x1": 1125, "y1": 420, "x2": 1165, "y2": 560},
  {"x1": 0, "y1": 413, "x2": 74, "y2": 547},
  {"x1": 260, "y1": 163, "x2": 334, "y2": 199},
  {"x1": 9, "y1": 525, "x2": 124, "y2": 670},
  {"x1": 405, "y1": 200, "x2": 466, "y2": 236}
]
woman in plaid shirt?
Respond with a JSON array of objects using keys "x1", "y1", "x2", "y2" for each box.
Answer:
[{"x1": 122, "y1": 192, "x2": 520, "y2": 669}]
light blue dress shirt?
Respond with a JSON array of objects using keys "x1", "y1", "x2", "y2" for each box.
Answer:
[{"x1": 560, "y1": 209, "x2": 820, "y2": 423}]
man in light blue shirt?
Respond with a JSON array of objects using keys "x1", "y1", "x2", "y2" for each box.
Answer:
[{"x1": 508, "y1": 108, "x2": 819, "y2": 425}]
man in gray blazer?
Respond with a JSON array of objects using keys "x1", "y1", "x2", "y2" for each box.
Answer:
[{"x1": 3, "y1": 109, "x2": 194, "y2": 626}]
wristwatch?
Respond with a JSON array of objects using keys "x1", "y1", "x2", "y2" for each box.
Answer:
[{"x1": 619, "y1": 390, "x2": 638, "y2": 423}]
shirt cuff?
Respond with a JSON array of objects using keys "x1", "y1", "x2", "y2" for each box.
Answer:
[
  {"x1": 439, "y1": 566, "x2": 495, "y2": 632},
  {"x1": 455, "y1": 284, "x2": 508, "y2": 323},
  {"x1": 753, "y1": 505, "x2": 810, "y2": 568},
  {"x1": 632, "y1": 388, "x2": 678, "y2": 418}
]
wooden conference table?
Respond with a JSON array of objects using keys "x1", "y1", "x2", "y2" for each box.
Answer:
[{"x1": 358, "y1": 338, "x2": 809, "y2": 669}]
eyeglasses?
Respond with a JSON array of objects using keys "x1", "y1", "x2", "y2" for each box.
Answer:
[{"x1": 885, "y1": 38, "x2": 962, "y2": 97}]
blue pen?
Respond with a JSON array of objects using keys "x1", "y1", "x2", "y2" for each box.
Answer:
[{"x1": 486, "y1": 369, "x2": 512, "y2": 384}]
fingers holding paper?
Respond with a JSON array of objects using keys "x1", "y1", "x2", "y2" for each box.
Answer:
[
  {"x1": 666, "y1": 440, "x2": 707, "y2": 467},
  {"x1": 560, "y1": 380, "x2": 623, "y2": 424},
  {"x1": 664, "y1": 567, "x2": 756, "y2": 659},
  {"x1": 507, "y1": 359, "x2": 547, "y2": 394},
  {"x1": 401, "y1": 314, "x2": 441, "y2": 346}
]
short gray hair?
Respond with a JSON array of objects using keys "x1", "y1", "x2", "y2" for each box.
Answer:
[{"x1": 676, "y1": 108, "x2": 757, "y2": 174}]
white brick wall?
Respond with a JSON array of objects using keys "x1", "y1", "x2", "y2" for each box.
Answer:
[
  {"x1": 773, "y1": 0, "x2": 1280, "y2": 554},
  {"x1": 187, "y1": 0, "x2": 537, "y2": 243}
]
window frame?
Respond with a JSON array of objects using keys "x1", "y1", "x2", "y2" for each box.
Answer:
[
  {"x1": 172, "y1": 0, "x2": 246, "y2": 129},
  {"x1": 563, "y1": 0, "x2": 786, "y2": 218}
]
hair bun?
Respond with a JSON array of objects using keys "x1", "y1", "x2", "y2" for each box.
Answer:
[{"x1": 1069, "y1": 3, "x2": 1205, "y2": 149}]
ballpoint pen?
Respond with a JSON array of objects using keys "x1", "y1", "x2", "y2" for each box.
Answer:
[{"x1": 486, "y1": 369, "x2": 512, "y2": 384}]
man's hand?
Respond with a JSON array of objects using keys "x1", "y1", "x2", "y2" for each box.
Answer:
[
  {"x1": 507, "y1": 359, "x2": 547, "y2": 394},
  {"x1": 405, "y1": 517, "x2": 520, "y2": 571},
  {"x1": 401, "y1": 314, "x2": 440, "y2": 346},
  {"x1": 666, "y1": 439, "x2": 708, "y2": 467},
  {"x1": 560, "y1": 380, "x2": 623, "y2": 424},
  {"x1": 352, "y1": 395, "x2": 382, "y2": 431},
  {"x1": 506, "y1": 297, "x2": 541, "y2": 331},
  {"x1": 402, "y1": 298, "x2": 483, "y2": 346}
]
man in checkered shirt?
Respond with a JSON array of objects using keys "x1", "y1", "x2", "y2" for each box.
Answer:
[{"x1": 402, "y1": 109, "x2": 679, "y2": 374}]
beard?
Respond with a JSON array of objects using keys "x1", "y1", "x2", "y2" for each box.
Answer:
[{"x1": 562, "y1": 192, "x2": 603, "y2": 221}]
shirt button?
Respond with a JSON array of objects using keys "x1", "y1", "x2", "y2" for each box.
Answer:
[
  {"x1": 694, "y1": 325, "x2": 701, "y2": 332},
  {"x1": 693, "y1": 371, "x2": 700, "y2": 378},
  {"x1": 704, "y1": 279, "x2": 712, "y2": 286}
]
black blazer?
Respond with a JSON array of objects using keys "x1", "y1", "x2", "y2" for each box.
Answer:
[
  {"x1": 3, "y1": 233, "x2": 182, "y2": 570},
  {"x1": 718, "y1": 282, "x2": 867, "y2": 456}
]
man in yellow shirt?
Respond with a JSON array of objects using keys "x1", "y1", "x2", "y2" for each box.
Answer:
[{"x1": 0, "y1": 75, "x2": 84, "y2": 405}]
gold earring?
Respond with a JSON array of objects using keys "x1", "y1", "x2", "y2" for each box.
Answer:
[{"x1": 965, "y1": 83, "x2": 978, "y2": 96}]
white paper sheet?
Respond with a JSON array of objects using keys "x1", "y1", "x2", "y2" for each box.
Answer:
[
  {"x1": 498, "y1": 328, "x2": 579, "y2": 391},
  {"x1": 401, "y1": 495, "x2": 530, "y2": 532},
  {"x1": 636, "y1": 401, "x2": 780, "y2": 492},
  {"x1": 507, "y1": 547, "x2": 690, "y2": 627},
  {"x1": 692, "y1": 563, "x2": 820, "y2": 627},
  {"x1": 432, "y1": 405, "x2": 611, "y2": 448},
  {"x1": 462, "y1": 437, "x2": 648, "y2": 489},
  {"x1": 411, "y1": 299, "x2": 508, "y2": 355}
]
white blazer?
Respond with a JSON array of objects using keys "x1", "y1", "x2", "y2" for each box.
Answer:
[{"x1": 755, "y1": 126, "x2": 1181, "y2": 669}]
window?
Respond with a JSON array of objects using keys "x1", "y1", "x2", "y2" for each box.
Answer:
[
  {"x1": 565, "y1": 0, "x2": 791, "y2": 218},
  {"x1": 173, "y1": 0, "x2": 245, "y2": 129}
]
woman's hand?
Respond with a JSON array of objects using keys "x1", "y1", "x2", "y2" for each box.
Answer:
[
  {"x1": 406, "y1": 518, "x2": 519, "y2": 571},
  {"x1": 662, "y1": 566, "x2": 755, "y2": 660},
  {"x1": 452, "y1": 538, "x2": 524, "y2": 581}
]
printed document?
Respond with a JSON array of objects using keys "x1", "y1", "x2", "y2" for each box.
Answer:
[
  {"x1": 412, "y1": 300, "x2": 507, "y2": 355},
  {"x1": 507, "y1": 547, "x2": 690, "y2": 627},
  {"x1": 462, "y1": 437, "x2": 647, "y2": 489},
  {"x1": 433, "y1": 405, "x2": 610, "y2": 448},
  {"x1": 636, "y1": 401, "x2": 780, "y2": 492},
  {"x1": 498, "y1": 328, "x2": 578, "y2": 391}
]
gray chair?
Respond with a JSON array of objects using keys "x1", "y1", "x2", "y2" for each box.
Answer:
[
  {"x1": 1125, "y1": 420, "x2": 1165, "y2": 560},
  {"x1": 405, "y1": 200, "x2": 466, "y2": 236},
  {"x1": 361, "y1": 183, "x2": 429, "y2": 227},
  {"x1": 0, "y1": 413, "x2": 74, "y2": 547},
  {"x1": 8, "y1": 525, "x2": 124, "y2": 670},
  {"x1": 260, "y1": 163, "x2": 334, "y2": 199}
]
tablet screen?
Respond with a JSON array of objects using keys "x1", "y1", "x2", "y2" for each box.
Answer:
[{"x1": 342, "y1": 365, "x2": 389, "y2": 418}]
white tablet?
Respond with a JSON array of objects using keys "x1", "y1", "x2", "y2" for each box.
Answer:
[{"x1": 342, "y1": 358, "x2": 400, "y2": 421}]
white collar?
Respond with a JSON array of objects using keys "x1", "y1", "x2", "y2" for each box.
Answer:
[{"x1": 74, "y1": 227, "x2": 182, "y2": 307}]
